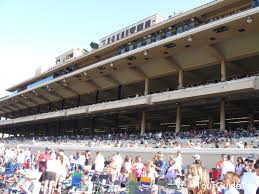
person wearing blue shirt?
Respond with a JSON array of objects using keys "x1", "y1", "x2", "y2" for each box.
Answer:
[{"x1": 154, "y1": 153, "x2": 167, "y2": 177}]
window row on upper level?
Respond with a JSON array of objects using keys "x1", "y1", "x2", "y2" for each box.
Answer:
[{"x1": 117, "y1": 17, "x2": 202, "y2": 54}]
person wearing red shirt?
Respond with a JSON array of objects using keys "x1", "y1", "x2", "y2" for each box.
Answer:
[{"x1": 38, "y1": 148, "x2": 51, "y2": 172}]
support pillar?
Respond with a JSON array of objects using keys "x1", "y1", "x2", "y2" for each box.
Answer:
[
  {"x1": 77, "y1": 95, "x2": 81, "y2": 107},
  {"x1": 91, "y1": 117, "x2": 95, "y2": 135},
  {"x1": 220, "y1": 99, "x2": 225, "y2": 131},
  {"x1": 221, "y1": 60, "x2": 226, "y2": 81},
  {"x1": 178, "y1": 70, "x2": 183, "y2": 88},
  {"x1": 61, "y1": 99, "x2": 65, "y2": 109},
  {"x1": 140, "y1": 111, "x2": 146, "y2": 136},
  {"x1": 175, "y1": 104, "x2": 181, "y2": 132},
  {"x1": 95, "y1": 91, "x2": 99, "y2": 103},
  {"x1": 208, "y1": 116, "x2": 214, "y2": 129},
  {"x1": 144, "y1": 78, "x2": 149, "y2": 95},
  {"x1": 249, "y1": 114, "x2": 254, "y2": 129},
  {"x1": 118, "y1": 85, "x2": 122, "y2": 100}
]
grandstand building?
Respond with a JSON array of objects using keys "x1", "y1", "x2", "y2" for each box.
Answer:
[{"x1": 1, "y1": 0, "x2": 259, "y2": 137}]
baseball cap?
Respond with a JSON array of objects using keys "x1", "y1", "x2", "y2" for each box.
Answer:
[
  {"x1": 193, "y1": 154, "x2": 201, "y2": 160},
  {"x1": 245, "y1": 154, "x2": 256, "y2": 161}
]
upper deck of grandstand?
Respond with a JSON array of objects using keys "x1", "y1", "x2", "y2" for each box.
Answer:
[
  {"x1": 3, "y1": 0, "x2": 257, "y2": 94},
  {"x1": 1, "y1": 0, "x2": 259, "y2": 136}
]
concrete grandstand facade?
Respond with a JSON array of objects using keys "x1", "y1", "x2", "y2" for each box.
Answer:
[{"x1": 1, "y1": 0, "x2": 259, "y2": 137}]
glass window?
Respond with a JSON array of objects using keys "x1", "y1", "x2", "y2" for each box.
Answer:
[
  {"x1": 137, "y1": 39, "x2": 143, "y2": 48},
  {"x1": 111, "y1": 36, "x2": 115, "y2": 42},
  {"x1": 176, "y1": 25, "x2": 183, "y2": 34},
  {"x1": 146, "y1": 36, "x2": 152, "y2": 44},
  {"x1": 116, "y1": 34, "x2": 120, "y2": 41},
  {"x1": 137, "y1": 23, "x2": 144, "y2": 32},
  {"x1": 183, "y1": 22, "x2": 190, "y2": 32},
  {"x1": 189, "y1": 21, "x2": 195, "y2": 29},
  {"x1": 130, "y1": 26, "x2": 136, "y2": 34},
  {"x1": 252, "y1": 0, "x2": 259, "y2": 7},
  {"x1": 126, "y1": 30, "x2": 129, "y2": 37},
  {"x1": 118, "y1": 46, "x2": 126, "y2": 54},
  {"x1": 156, "y1": 33, "x2": 161, "y2": 41},
  {"x1": 165, "y1": 30, "x2": 172, "y2": 38},
  {"x1": 107, "y1": 38, "x2": 110, "y2": 44},
  {"x1": 102, "y1": 39, "x2": 106, "y2": 45},
  {"x1": 121, "y1": 31, "x2": 125, "y2": 38},
  {"x1": 128, "y1": 43, "x2": 134, "y2": 51},
  {"x1": 145, "y1": 20, "x2": 151, "y2": 28}
]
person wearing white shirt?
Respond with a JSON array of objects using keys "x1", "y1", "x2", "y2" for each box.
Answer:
[
  {"x1": 240, "y1": 159, "x2": 259, "y2": 194},
  {"x1": 221, "y1": 155, "x2": 235, "y2": 180},
  {"x1": 94, "y1": 152, "x2": 104, "y2": 173},
  {"x1": 174, "y1": 151, "x2": 183, "y2": 174},
  {"x1": 43, "y1": 153, "x2": 58, "y2": 194}
]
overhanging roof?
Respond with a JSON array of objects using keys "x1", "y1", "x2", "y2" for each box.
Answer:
[
  {"x1": 6, "y1": 0, "x2": 247, "y2": 92},
  {"x1": 1, "y1": 6, "x2": 259, "y2": 115}
]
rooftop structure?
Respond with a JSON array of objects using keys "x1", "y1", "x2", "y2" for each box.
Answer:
[{"x1": 0, "y1": 0, "x2": 259, "y2": 137}]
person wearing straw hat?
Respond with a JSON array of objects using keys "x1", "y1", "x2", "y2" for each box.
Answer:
[{"x1": 17, "y1": 171, "x2": 41, "y2": 194}]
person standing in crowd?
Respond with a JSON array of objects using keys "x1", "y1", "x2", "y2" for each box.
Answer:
[
  {"x1": 144, "y1": 160, "x2": 158, "y2": 182},
  {"x1": 223, "y1": 172, "x2": 240, "y2": 194},
  {"x1": 241, "y1": 158, "x2": 259, "y2": 194},
  {"x1": 12, "y1": 172, "x2": 41, "y2": 194},
  {"x1": 235, "y1": 157, "x2": 245, "y2": 176},
  {"x1": 132, "y1": 156, "x2": 145, "y2": 181},
  {"x1": 42, "y1": 152, "x2": 58, "y2": 194},
  {"x1": 55, "y1": 151, "x2": 69, "y2": 193},
  {"x1": 38, "y1": 148, "x2": 51, "y2": 173},
  {"x1": 16, "y1": 149, "x2": 26, "y2": 169},
  {"x1": 221, "y1": 154, "x2": 235, "y2": 180},
  {"x1": 107, "y1": 156, "x2": 119, "y2": 183},
  {"x1": 192, "y1": 154, "x2": 202, "y2": 166},
  {"x1": 187, "y1": 165, "x2": 213, "y2": 194},
  {"x1": 85, "y1": 150, "x2": 92, "y2": 170},
  {"x1": 94, "y1": 151, "x2": 105, "y2": 173},
  {"x1": 114, "y1": 152, "x2": 123, "y2": 176},
  {"x1": 165, "y1": 158, "x2": 181, "y2": 179},
  {"x1": 154, "y1": 153, "x2": 167, "y2": 178},
  {"x1": 123, "y1": 155, "x2": 132, "y2": 175},
  {"x1": 77, "y1": 175, "x2": 93, "y2": 194},
  {"x1": 174, "y1": 151, "x2": 183, "y2": 173},
  {"x1": 78, "y1": 151, "x2": 86, "y2": 170}
]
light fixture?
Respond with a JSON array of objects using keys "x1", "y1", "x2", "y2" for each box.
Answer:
[
  {"x1": 144, "y1": 50, "x2": 148, "y2": 56},
  {"x1": 168, "y1": 26, "x2": 172, "y2": 30},
  {"x1": 83, "y1": 72, "x2": 87, "y2": 76},
  {"x1": 246, "y1": 16, "x2": 253, "y2": 24},
  {"x1": 187, "y1": 35, "x2": 192, "y2": 42}
]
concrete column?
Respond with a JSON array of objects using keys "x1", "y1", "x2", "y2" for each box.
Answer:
[
  {"x1": 178, "y1": 70, "x2": 183, "y2": 88},
  {"x1": 144, "y1": 78, "x2": 149, "y2": 95},
  {"x1": 208, "y1": 116, "x2": 214, "y2": 129},
  {"x1": 77, "y1": 95, "x2": 81, "y2": 107},
  {"x1": 249, "y1": 114, "x2": 254, "y2": 129},
  {"x1": 220, "y1": 99, "x2": 225, "y2": 131},
  {"x1": 140, "y1": 111, "x2": 146, "y2": 136},
  {"x1": 147, "y1": 122, "x2": 151, "y2": 132},
  {"x1": 221, "y1": 60, "x2": 226, "y2": 81},
  {"x1": 175, "y1": 104, "x2": 181, "y2": 132}
]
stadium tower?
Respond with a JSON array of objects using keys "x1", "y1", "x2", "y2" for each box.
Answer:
[{"x1": 1, "y1": 0, "x2": 259, "y2": 137}]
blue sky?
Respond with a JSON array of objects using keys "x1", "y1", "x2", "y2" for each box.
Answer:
[{"x1": 0, "y1": 0, "x2": 212, "y2": 97}]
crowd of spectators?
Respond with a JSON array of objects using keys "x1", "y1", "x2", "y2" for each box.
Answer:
[
  {"x1": 3, "y1": 128, "x2": 259, "y2": 149},
  {"x1": 0, "y1": 146, "x2": 258, "y2": 194}
]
